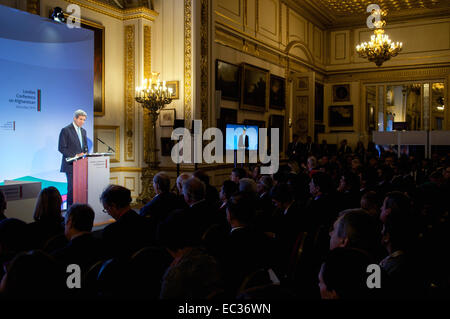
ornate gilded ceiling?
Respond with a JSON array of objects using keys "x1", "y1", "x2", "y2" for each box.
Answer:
[
  {"x1": 289, "y1": 0, "x2": 450, "y2": 28},
  {"x1": 312, "y1": 0, "x2": 442, "y2": 17}
]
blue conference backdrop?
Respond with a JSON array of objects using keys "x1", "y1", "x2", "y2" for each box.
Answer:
[{"x1": 0, "y1": 4, "x2": 94, "y2": 206}]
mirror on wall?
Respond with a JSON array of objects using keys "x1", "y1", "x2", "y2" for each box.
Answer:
[
  {"x1": 431, "y1": 82, "x2": 445, "y2": 130},
  {"x1": 365, "y1": 81, "x2": 446, "y2": 132},
  {"x1": 366, "y1": 86, "x2": 376, "y2": 131},
  {"x1": 385, "y1": 84, "x2": 422, "y2": 131}
]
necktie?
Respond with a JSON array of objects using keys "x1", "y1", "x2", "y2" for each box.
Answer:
[{"x1": 77, "y1": 126, "x2": 83, "y2": 149}]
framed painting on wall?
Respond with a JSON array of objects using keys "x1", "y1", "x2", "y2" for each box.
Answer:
[
  {"x1": 218, "y1": 108, "x2": 237, "y2": 131},
  {"x1": 80, "y1": 19, "x2": 105, "y2": 116},
  {"x1": 329, "y1": 105, "x2": 353, "y2": 127},
  {"x1": 160, "y1": 137, "x2": 175, "y2": 156},
  {"x1": 240, "y1": 63, "x2": 269, "y2": 112},
  {"x1": 215, "y1": 60, "x2": 240, "y2": 101},
  {"x1": 270, "y1": 75, "x2": 285, "y2": 110},
  {"x1": 61, "y1": 11, "x2": 105, "y2": 116},
  {"x1": 166, "y1": 81, "x2": 179, "y2": 99},
  {"x1": 160, "y1": 109, "x2": 176, "y2": 127},
  {"x1": 333, "y1": 84, "x2": 350, "y2": 102},
  {"x1": 298, "y1": 77, "x2": 309, "y2": 90}
]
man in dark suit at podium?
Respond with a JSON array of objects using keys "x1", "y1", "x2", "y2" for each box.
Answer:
[{"x1": 58, "y1": 110, "x2": 88, "y2": 208}]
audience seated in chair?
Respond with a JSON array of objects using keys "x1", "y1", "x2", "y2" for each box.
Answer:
[
  {"x1": 157, "y1": 212, "x2": 225, "y2": 299},
  {"x1": 318, "y1": 247, "x2": 379, "y2": 300},
  {"x1": 222, "y1": 192, "x2": 279, "y2": 295},
  {"x1": 128, "y1": 246, "x2": 173, "y2": 300},
  {"x1": 230, "y1": 167, "x2": 247, "y2": 184},
  {"x1": 219, "y1": 180, "x2": 238, "y2": 216},
  {"x1": 380, "y1": 192, "x2": 426, "y2": 298},
  {"x1": 100, "y1": 185, "x2": 152, "y2": 259},
  {"x1": 178, "y1": 177, "x2": 226, "y2": 243},
  {"x1": 139, "y1": 172, "x2": 184, "y2": 242},
  {"x1": 51, "y1": 204, "x2": 106, "y2": 277},
  {"x1": 27, "y1": 187, "x2": 64, "y2": 250},
  {"x1": 0, "y1": 250, "x2": 66, "y2": 299},
  {"x1": 0, "y1": 218, "x2": 30, "y2": 283},
  {"x1": 194, "y1": 170, "x2": 221, "y2": 210},
  {"x1": 329, "y1": 208, "x2": 385, "y2": 261}
]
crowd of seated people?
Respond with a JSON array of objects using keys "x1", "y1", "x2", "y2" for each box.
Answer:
[{"x1": 0, "y1": 142, "x2": 449, "y2": 300}]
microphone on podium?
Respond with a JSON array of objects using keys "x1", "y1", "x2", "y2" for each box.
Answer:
[{"x1": 96, "y1": 137, "x2": 115, "y2": 153}]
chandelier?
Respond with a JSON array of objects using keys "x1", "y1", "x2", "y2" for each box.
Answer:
[
  {"x1": 135, "y1": 72, "x2": 173, "y2": 115},
  {"x1": 135, "y1": 72, "x2": 173, "y2": 204},
  {"x1": 356, "y1": 8, "x2": 402, "y2": 67}
]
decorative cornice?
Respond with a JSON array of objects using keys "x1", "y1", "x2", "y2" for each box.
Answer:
[
  {"x1": 64, "y1": 0, "x2": 159, "y2": 21},
  {"x1": 124, "y1": 25, "x2": 135, "y2": 162},
  {"x1": 287, "y1": 0, "x2": 450, "y2": 29},
  {"x1": 184, "y1": 0, "x2": 193, "y2": 126},
  {"x1": 326, "y1": 66, "x2": 450, "y2": 83}
]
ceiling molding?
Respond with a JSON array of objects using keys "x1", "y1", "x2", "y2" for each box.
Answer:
[{"x1": 290, "y1": 0, "x2": 450, "y2": 29}]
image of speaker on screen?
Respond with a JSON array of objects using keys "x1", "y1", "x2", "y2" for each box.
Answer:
[
  {"x1": 58, "y1": 109, "x2": 88, "y2": 208},
  {"x1": 226, "y1": 124, "x2": 258, "y2": 152},
  {"x1": 238, "y1": 127, "x2": 250, "y2": 150}
]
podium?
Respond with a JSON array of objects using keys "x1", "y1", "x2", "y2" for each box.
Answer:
[{"x1": 72, "y1": 154, "x2": 112, "y2": 225}]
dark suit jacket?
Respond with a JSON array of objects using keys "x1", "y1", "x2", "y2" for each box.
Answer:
[
  {"x1": 102, "y1": 210, "x2": 152, "y2": 259},
  {"x1": 185, "y1": 200, "x2": 226, "y2": 241},
  {"x1": 222, "y1": 227, "x2": 278, "y2": 292},
  {"x1": 52, "y1": 233, "x2": 106, "y2": 272},
  {"x1": 139, "y1": 192, "x2": 181, "y2": 219},
  {"x1": 140, "y1": 192, "x2": 186, "y2": 242},
  {"x1": 287, "y1": 142, "x2": 301, "y2": 160},
  {"x1": 254, "y1": 192, "x2": 276, "y2": 232},
  {"x1": 27, "y1": 220, "x2": 64, "y2": 250},
  {"x1": 58, "y1": 123, "x2": 88, "y2": 173}
]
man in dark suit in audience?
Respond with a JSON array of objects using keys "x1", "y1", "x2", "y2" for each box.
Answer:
[
  {"x1": 181, "y1": 177, "x2": 225, "y2": 242},
  {"x1": 52, "y1": 204, "x2": 105, "y2": 274},
  {"x1": 307, "y1": 172, "x2": 338, "y2": 229},
  {"x1": 140, "y1": 172, "x2": 183, "y2": 241},
  {"x1": 193, "y1": 170, "x2": 220, "y2": 210},
  {"x1": 301, "y1": 136, "x2": 315, "y2": 159},
  {"x1": 223, "y1": 192, "x2": 279, "y2": 294},
  {"x1": 254, "y1": 176, "x2": 275, "y2": 232},
  {"x1": 58, "y1": 109, "x2": 89, "y2": 208},
  {"x1": 337, "y1": 139, "x2": 352, "y2": 157},
  {"x1": 270, "y1": 183, "x2": 305, "y2": 271},
  {"x1": 100, "y1": 185, "x2": 152, "y2": 258},
  {"x1": 287, "y1": 134, "x2": 301, "y2": 161}
]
